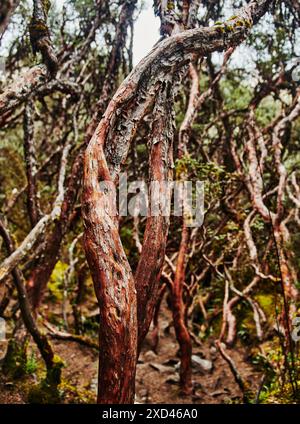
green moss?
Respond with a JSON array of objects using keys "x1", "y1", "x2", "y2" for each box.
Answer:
[
  {"x1": 42, "y1": 0, "x2": 51, "y2": 16},
  {"x1": 225, "y1": 24, "x2": 234, "y2": 32},
  {"x1": 28, "y1": 379, "x2": 61, "y2": 404},
  {"x1": 259, "y1": 379, "x2": 300, "y2": 404},
  {"x1": 167, "y1": 1, "x2": 175, "y2": 10},
  {"x1": 255, "y1": 294, "x2": 274, "y2": 317},
  {"x1": 48, "y1": 261, "x2": 68, "y2": 301},
  {"x1": 59, "y1": 381, "x2": 95, "y2": 404},
  {"x1": 2, "y1": 339, "x2": 28, "y2": 378},
  {"x1": 28, "y1": 376, "x2": 95, "y2": 404},
  {"x1": 28, "y1": 355, "x2": 64, "y2": 404},
  {"x1": 46, "y1": 354, "x2": 64, "y2": 386},
  {"x1": 214, "y1": 17, "x2": 252, "y2": 34}
]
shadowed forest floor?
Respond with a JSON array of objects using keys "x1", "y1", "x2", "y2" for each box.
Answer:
[{"x1": 0, "y1": 303, "x2": 263, "y2": 404}]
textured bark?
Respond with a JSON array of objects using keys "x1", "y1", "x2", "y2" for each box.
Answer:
[
  {"x1": 27, "y1": 145, "x2": 83, "y2": 310},
  {"x1": 27, "y1": 222, "x2": 64, "y2": 309},
  {"x1": 82, "y1": 0, "x2": 274, "y2": 403},
  {"x1": 23, "y1": 100, "x2": 40, "y2": 228},
  {"x1": 0, "y1": 0, "x2": 20, "y2": 39},
  {"x1": 29, "y1": 0, "x2": 58, "y2": 77},
  {"x1": 170, "y1": 60, "x2": 199, "y2": 396},
  {"x1": 26, "y1": 1, "x2": 137, "y2": 312},
  {"x1": 0, "y1": 65, "x2": 48, "y2": 118},
  {"x1": 83, "y1": 127, "x2": 137, "y2": 403},
  {"x1": 172, "y1": 222, "x2": 193, "y2": 395},
  {"x1": 100, "y1": 0, "x2": 274, "y2": 182},
  {"x1": 171, "y1": 45, "x2": 233, "y2": 396},
  {"x1": 136, "y1": 80, "x2": 175, "y2": 349}
]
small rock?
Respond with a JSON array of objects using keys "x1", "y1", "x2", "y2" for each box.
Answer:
[
  {"x1": 210, "y1": 388, "x2": 231, "y2": 397},
  {"x1": 165, "y1": 374, "x2": 180, "y2": 384},
  {"x1": 139, "y1": 389, "x2": 148, "y2": 398},
  {"x1": 5, "y1": 382, "x2": 14, "y2": 389},
  {"x1": 210, "y1": 390, "x2": 226, "y2": 397},
  {"x1": 149, "y1": 362, "x2": 174, "y2": 373},
  {"x1": 192, "y1": 392, "x2": 202, "y2": 400},
  {"x1": 210, "y1": 346, "x2": 217, "y2": 355},
  {"x1": 192, "y1": 355, "x2": 213, "y2": 372},
  {"x1": 143, "y1": 350, "x2": 158, "y2": 362},
  {"x1": 90, "y1": 377, "x2": 98, "y2": 393}
]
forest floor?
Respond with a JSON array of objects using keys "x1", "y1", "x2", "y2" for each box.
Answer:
[{"x1": 0, "y1": 302, "x2": 263, "y2": 404}]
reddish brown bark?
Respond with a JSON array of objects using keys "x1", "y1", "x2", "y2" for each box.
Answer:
[
  {"x1": 136, "y1": 81, "x2": 175, "y2": 349},
  {"x1": 81, "y1": 0, "x2": 274, "y2": 403},
  {"x1": 172, "y1": 222, "x2": 193, "y2": 395},
  {"x1": 150, "y1": 283, "x2": 167, "y2": 353},
  {"x1": 25, "y1": 1, "x2": 138, "y2": 311},
  {"x1": 82, "y1": 126, "x2": 137, "y2": 404},
  {"x1": 27, "y1": 145, "x2": 83, "y2": 310}
]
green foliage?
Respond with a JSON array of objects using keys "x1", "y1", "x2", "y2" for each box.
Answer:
[
  {"x1": 2, "y1": 339, "x2": 28, "y2": 379},
  {"x1": 255, "y1": 294, "x2": 274, "y2": 316},
  {"x1": 255, "y1": 96, "x2": 281, "y2": 127},
  {"x1": 48, "y1": 261, "x2": 68, "y2": 301},
  {"x1": 254, "y1": 347, "x2": 300, "y2": 404},
  {"x1": 28, "y1": 379, "x2": 61, "y2": 404},
  {"x1": 25, "y1": 353, "x2": 38, "y2": 375},
  {"x1": 175, "y1": 156, "x2": 233, "y2": 203},
  {"x1": 220, "y1": 73, "x2": 252, "y2": 110}
]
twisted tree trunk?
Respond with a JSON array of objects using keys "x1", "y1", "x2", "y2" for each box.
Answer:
[{"x1": 82, "y1": 0, "x2": 274, "y2": 403}]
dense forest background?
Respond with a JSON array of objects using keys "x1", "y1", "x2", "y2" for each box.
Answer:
[{"x1": 0, "y1": 0, "x2": 300, "y2": 404}]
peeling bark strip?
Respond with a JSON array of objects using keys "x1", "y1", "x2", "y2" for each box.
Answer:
[
  {"x1": 83, "y1": 127, "x2": 137, "y2": 404},
  {"x1": 83, "y1": 0, "x2": 274, "y2": 404},
  {"x1": 102, "y1": 0, "x2": 273, "y2": 182},
  {"x1": 0, "y1": 0, "x2": 20, "y2": 39},
  {"x1": 136, "y1": 79, "x2": 175, "y2": 349},
  {"x1": 26, "y1": 1, "x2": 137, "y2": 313},
  {"x1": 29, "y1": 0, "x2": 58, "y2": 77}
]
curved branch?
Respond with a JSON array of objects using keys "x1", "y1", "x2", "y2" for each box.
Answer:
[
  {"x1": 0, "y1": 65, "x2": 49, "y2": 118},
  {"x1": 82, "y1": 0, "x2": 274, "y2": 404}
]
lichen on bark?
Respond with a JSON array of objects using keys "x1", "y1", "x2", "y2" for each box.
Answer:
[{"x1": 29, "y1": 0, "x2": 58, "y2": 77}]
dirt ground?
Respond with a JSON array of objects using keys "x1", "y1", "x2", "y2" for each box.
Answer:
[{"x1": 0, "y1": 304, "x2": 262, "y2": 404}]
